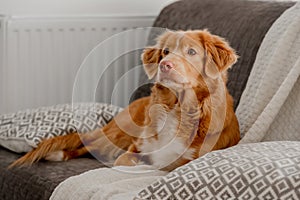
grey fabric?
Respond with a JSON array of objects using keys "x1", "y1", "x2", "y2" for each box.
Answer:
[
  {"x1": 0, "y1": 146, "x2": 104, "y2": 200},
  {"x1": 130, "y1": 83, "x2": 154, "y2": 103},
  {"x1": 135, "y1": 141, "x2": 300, "y2": 200},
  {"x1": 135, "y1": 0, "x2": 295, "y2": 110}
]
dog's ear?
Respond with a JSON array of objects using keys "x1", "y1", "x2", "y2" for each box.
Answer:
[
  {"x1": 141, "y1": 47, "x2": 162, "y2": 79},
  {"x1": 199, "y1": 30, "x2": 238, "y2": 79}
]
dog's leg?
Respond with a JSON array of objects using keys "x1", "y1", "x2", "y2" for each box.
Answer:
[
  {"x1": 44, "y1": 146, "x2": 89, "y2": 162},
  {"x1": 8, "y1": 133, "x2": 83, "y2": 168},
  {"x1": 8, "y1": 127, "x2": 128, "y2": 168},
  {"x1": 80, "y1": 130, "x2": 132, "y2": 163},
  {"x1": 9, "y1": 97, "x2": 150, "y2": 168},
  {"x1": 45, "y1": 132, "x2": 130, "y2": 163},
  {"x1": 41, "y1": 128, "x2": 107, "y2": 162},
  {"x1": 113, "y1": 152, "x2": 140, "y2": 166},
  {"x1": 113, "y1": 144, "x2": 144, "y2": 166}
]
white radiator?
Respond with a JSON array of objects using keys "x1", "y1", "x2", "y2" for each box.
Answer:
[{"x1": 0, "y1": 15, "x2": 155, "y2": 114}]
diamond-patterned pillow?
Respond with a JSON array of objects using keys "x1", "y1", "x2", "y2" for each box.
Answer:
[
  {"x1": 135, "y1": 141, "x2": 300, "y2": 200},
  {"x1": 0, "y1": 103, "x2": 122, "y2": 153}
]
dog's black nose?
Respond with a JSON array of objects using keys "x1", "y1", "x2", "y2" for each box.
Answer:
[{"x1": 159, "y1": 60, "x2": 174, "y2": 73}]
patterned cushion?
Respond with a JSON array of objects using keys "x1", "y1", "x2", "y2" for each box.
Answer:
[
  {"x1": 0, "y1": 103, "x2": 122, "y2": 153},
  {"x1": 135, "y1": 141, "x2": 300, "y2": 200}
]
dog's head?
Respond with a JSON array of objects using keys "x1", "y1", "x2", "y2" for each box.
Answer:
[{"x1": 141, "y1": 30, "x2": 238, "y2": 91}]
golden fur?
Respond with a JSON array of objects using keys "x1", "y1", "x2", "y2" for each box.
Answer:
[{"x1": 10, "y1": 30, "x2": 240, "y2": 171}]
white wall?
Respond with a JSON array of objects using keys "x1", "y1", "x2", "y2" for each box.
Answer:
[
  {"x1": 0, "y1": 16, "x2": 155, "y2": 114},
  {"x1": 0, "y1": 0, "x2": 176, "y2": 16},
  {"x1": 0, "y1": 0, "x2": 173, "y2": 114}
]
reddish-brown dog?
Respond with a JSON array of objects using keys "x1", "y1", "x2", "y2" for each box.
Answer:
[{"x1": 10, "y1": 30, "x2": 240, "y2": 171}]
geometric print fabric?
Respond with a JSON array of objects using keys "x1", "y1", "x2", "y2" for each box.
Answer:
[
  {"x1": 0, "y1": 103, "x2": 122, "y2": 152},
  {"x1": 135, "y1": 141, "x2": 300, "y2": 200}
]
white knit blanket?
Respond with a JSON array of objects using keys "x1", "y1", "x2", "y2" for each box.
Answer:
[
  {"x1": 50, "y1": 165, "x2": 167, "y2": 200},
  {"x1": 236, "y1": 2, "x2": 300, "y2": 143}
]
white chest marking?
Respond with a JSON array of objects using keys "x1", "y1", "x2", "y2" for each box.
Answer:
[{"x1": 140, "y1": 109, "x2": 194, "y2": 168}]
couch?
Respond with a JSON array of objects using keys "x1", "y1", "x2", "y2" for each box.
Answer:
[{"x1": 0, "y1": 0, "x2": 298, "y2": 199}]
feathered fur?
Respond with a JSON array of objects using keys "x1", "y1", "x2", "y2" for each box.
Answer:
[{"x1": 10, "y1": 30, "x2": 240, "y2": 171}]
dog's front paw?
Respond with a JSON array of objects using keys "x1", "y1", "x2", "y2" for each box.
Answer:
[{"x1": 113, "y1": 152, "x2": 139, "y2": 167}]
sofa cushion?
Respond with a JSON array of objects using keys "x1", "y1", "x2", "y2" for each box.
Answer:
[
  {"x1": 132, "y1": 0, "x2": 294, "y2": 110},
  {"x1": 0, "y1": 146, "x2": 104, "y2": 200},
  {"x1": 136, "y1": 141, "x2": 300, "y2": 199},
  {"x1": 0, "y1": 103, "x2": 122, "y2": 153}
]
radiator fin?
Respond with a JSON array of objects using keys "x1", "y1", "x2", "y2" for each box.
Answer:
[{"x1": 0, "y1": 16, "x2": 154, "y2": 114}]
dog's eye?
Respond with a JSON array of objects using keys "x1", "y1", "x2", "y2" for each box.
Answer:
[
  {"x1": 187, "y1": 48, "x2": 197, "y2": 56},
  {"x1": 163, "y1": 48, "x2": 169, "y2": 55}
]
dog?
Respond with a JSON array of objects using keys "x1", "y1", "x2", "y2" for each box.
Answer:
[{"x1": 10, "y1": 30, "x2": 240, "y2": 171}]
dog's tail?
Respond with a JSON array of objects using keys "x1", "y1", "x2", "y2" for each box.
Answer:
[{"x1": 8, "y1": 133, "x2": 83, "y2": 168}]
